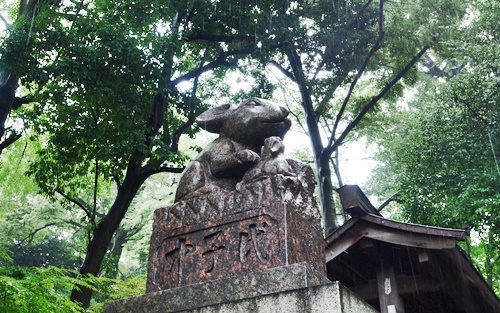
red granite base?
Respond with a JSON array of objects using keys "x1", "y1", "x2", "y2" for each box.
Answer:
[{"x1": 147, "y1": 203, "x2": 324, "y2": 292}]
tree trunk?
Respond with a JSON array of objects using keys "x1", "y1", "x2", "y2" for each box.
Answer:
[
  {"x1": 485, "y1": 229, "x2": 494, "y2": 286},
  {"x1": 70, "y1": 163, "x2": 146, "y2": 308},
  {"x1": 285, "y1": 49, "x2": 341, "y2": 234},
  {"x1": 1, "y1": 0, "x2": 60, "y2": 153},
  {"x1": 317, "y1": 154, "x2": 340, "y2": 236},
  {"x1": 107, "y1": 227, "x2": 128, "y2": 279},
  {"x1": 0, "y1": 73, "x2": 18, "y2": 139}
]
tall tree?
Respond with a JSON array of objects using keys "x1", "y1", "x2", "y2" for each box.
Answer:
[
  {"x1": 203, "y1": 0, "x2": 465, "y2": 233},
  {"x1": 369, "y1": 0, "x2": 499, "y2": 292},
  {"x1": 0, "y1": 0, "x2": 265, "y2": 307},
  {"x1": 0, "y1": 0, "x2": 61, "y2": 154}
]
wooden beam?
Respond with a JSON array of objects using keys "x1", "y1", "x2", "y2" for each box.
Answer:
[
  {"x1": 376, "y1": 260, "x2": 405, "y2": 313},
  {"x1": 352, "y1": 274, "x2": 444, "y2": 301},
  {"x1": 326, "y1": 217, "x2": 465, "y2": 264},
  {"x1": 360, "y1": 215, "x2": 467, "y2": 241},
  {"x1": 326, "y1": 221, "x2": 458, "y2": 263},
  {"x1": 363, "y1": 223, "x2": 458, "y2": 249},
  {"x1": 325, "y1": 227, "x2": 365, "y2": 262}
]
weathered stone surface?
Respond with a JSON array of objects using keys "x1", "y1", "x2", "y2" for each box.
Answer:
[
  {"x1": 104, "y1": 263, "x2": 331, "y2": 313},
  {"x1": 160, "y1": 160, "x2": 320, "y2": 230},
  {"x1": 147, "y1": 196, "x2": 324, "y2": 291},
  {"x1": 182, "y1": 282, "x2": 378, "y2": 313},
  {"x1": 242, "y1": 136, "x2": 293, "y2": 183},
  {"x1": 147, "y1": 154, "x2": 324, "y2": 292},
  {"x1": 129, "y1": 97, "x2": 332, "y2": 312},
  {"x1": 175, "y1": 98, "x2": 292, "y2": 202}
]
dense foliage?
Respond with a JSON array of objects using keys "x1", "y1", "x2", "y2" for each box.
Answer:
[
  {"x1": 1, "y1": 0, "x2": 265, "y2": 307},
  {"x1": 369, "y1": 0, "x2": 499, "y2": 293},
  {"x1": 0, "y1": 0, "x2": 497, "y2": 309},
  {"x1": 0, "y1": 249, "x2": 97, "y2": 313}
]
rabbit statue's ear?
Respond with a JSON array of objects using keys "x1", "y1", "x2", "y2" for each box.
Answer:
[
  {"x1": 195, "y1": 103, "x2": 235, "y2": 133},
  {"x1": 263, "y1": 136, "x2": 283, "y2": 156},
  {"x1": 270, "y1": 137, "x2": 283, "y2": 155}
]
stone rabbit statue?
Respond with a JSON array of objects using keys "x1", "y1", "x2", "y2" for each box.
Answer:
[
  {"x1": 175, "y1": 98, "x2": 291, "y2": 201},
  {"x1": 241, "y1": 136, "x2": 294, "y2": 183}
]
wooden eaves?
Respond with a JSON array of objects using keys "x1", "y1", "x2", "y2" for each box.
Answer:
[{"x1": 324, "y1": 214, "x2": 500, "y2": 313}]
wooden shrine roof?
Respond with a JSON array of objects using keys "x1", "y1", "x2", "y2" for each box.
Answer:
[{"x1": 325, "y1": 214, "x2": 500, "y2": 313}]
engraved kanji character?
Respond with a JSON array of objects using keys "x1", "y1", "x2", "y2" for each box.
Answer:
[
  {"x1": 239, "y1": 222, "x2": 269, "y2": 263},
  {"x1": 201, "y1": 231, "x2": 226, "y2": 273}
]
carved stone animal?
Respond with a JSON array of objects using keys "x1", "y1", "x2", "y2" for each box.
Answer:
[
  {"x1": 241, "y1": 136, "x2": 293, "y2": 183},
  {"x1": 175, "y1": 98, "x2": 291, "y2": 201}
]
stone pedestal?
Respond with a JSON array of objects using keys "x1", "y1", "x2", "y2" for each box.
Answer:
[
  {"x1": 104, "y1": 264, "x2": 376, "y2": 313},
  {"x1": 146, "y1": 161, "x2": 325, "y2": 292},
  {"x1": 104, "y1": 161, "x2": 345, "y2": 313},
  {"x1": 105, "y1": 263, "x2": 332, "y2": 313}
]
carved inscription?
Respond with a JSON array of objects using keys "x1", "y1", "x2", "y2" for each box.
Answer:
[
  {"x1": 152, "y1": 238, "x2": 193, "y2": 287},
  {"x1": 239, "y1": 222, "x2": 270, "y2": 264},
  {"x1": 201, "y1": 231, "x2": 226, "y2": 273},
  {"x1": 150, "y1": 214, "x2": 279, "y2": 290}
]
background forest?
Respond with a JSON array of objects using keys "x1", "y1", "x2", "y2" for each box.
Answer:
[{"x1": 0, "y1": 0, "x2": 497, "y2": 311}]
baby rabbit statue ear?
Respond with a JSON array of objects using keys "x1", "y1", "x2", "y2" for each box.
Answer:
[
  {"x1": 241, "y1": 136, "x2": 294, "y2": 184},
  {"x1": 263, "y1": 136, "x2": 285, "y2": 157}
]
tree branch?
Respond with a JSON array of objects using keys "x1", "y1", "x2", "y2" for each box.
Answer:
[
  {"x1": 169, "y1": 40, "x2": 289, "y2": 88},
  {"x1": 55, "y1": 188, "x2": 97, "y2": 228},
  {"x1": 144, "y1": 166, "x2": 185, "y2": 178},
  {"x1": 314, "y1": 83, "x2": 339, "y2": 117},
  {"x1": 326, "y1": 40, "x2": 433, "y2": 156},
  {"x1": 290, "y1": 109, "x2": 308, "y2": 136},
  {"x1": 185, "y1": 34, "x2": 255, "y2": 44},
  {"x1": 285, "y1": 48, "x2": 323, "y2": 157},
  {"x1": 170, "y1": 37, "x2": 295, "y2": 86},
  {"x1": 93, "y1": 157, "x2": 98, "y2": 221},
  {"x1": 169, "y1": 65, "x2": 203, "y2": 154},
  {"x1": 0, "y1": 14, "x2": 10, "y2": 29},
  {"x1": 0, "y1": 132, "x2": 21, "y2": 155},
  {"x1": 64, "y1": 219, "x2": 83, "y2": 228},
  {"x1": 14, "y1": 223, "x2": 57, "y2": 246},
  {"x1": 378, "y1": 190, "x2": 400, "y2": 211},
  {"x1": 125, "y1": 224, "x2": 144, "y2": 239},
  {"x1": 347, "y1": 0, "x2": 376, "y2": 30},
  {"x1": 143, "y1": 66, "x2": 202, "y2": 176},
  {"x1": 12, "y1": 97, "x2": 34, "y2": 110},
  {"x1": 168, "y1": 51, "x2": 243, "y2": 88},
  {"x1": 69, "y1": 0, "x2": 85, "y2": 31},
  {"x1": 184, "y1": 6, "x2": 196, "y2": 28},
  {"x1": 321, "y1": 115, "x2": 333, "y2": 135},
  {"x1": 455, "y1": 96, "x2": 491, "y2": 127},
  {"x1": 105, "y1": 173, "x2": 122, "y2": 189},
  {"x1": 267, "y1": 61, "x2": 295, "y2": 81},
  {"x1": 313, "y1": 0, "x2": 375, "y2": 79},
  {"x1": 329, "y1": 0, "x2": 384, "y2": 148}
]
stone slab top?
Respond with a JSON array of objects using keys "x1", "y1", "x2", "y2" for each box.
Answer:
[{"x1": 104, "y1": 262, "x2": 330, "y2": 313}]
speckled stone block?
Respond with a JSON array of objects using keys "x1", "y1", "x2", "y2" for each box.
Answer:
[
  {"x1": 104, "y1": 263, "x2": 331, "y2": 313},
  {"x1": 161, "y1": 160, "x2": 321, "y2": 230},
  {"x1": 146, "y1": 163, "x2": 324, "y2": 293},
  {"x1": 147, "y1": 205, "x2": 325, "y2": 292}
]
